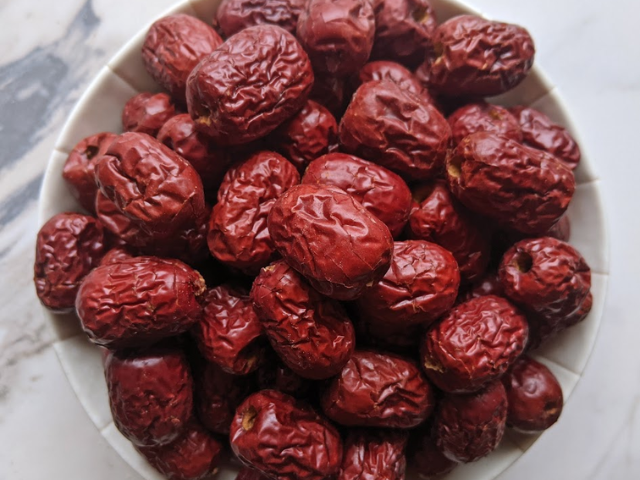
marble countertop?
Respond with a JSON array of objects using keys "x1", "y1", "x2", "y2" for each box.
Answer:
[{"x1": 1, "y1": 0, "x2": 639, "y2": 478}]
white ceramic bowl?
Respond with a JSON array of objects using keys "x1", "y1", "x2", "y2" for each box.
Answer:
[{"x1": 38, "y1": 0, "x2": 610, "y2": 478}]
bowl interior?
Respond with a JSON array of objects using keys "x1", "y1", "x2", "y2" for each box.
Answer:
[{"x1": 39, "y1": 1, "x2": 609, "y2": 479}]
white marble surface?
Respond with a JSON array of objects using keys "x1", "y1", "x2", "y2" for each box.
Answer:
[{"x1": 0, "y1": 0, "x2": 638, "y2": 479}]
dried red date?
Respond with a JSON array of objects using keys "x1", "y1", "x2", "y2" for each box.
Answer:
[
  {"x1": 208, "y1": 151, "x2": 299, "y2": 273},
  {"x1": 215, "y1": 0, "x2": 306, "y2": 36},
  {"x1": 34, "y1": 213, "x2": 105, "y2": 312},
  {"x1": 421, "y1": 295, "x2": 528, "y2": 393},
  {"x1": 99, "y1": 247, "x2": 135, "y2": 266},
  {"x1": 511, "y1": 106, "x2": 581, "y2": 170},
  {"x1": 142, "y1": 14, "x2": 223, "y2": 101},
  {"x1": 268, "y1": 100, "x2": 338, "y2": 171},
  {"x1": 426, "y1": 15, "x2": 535, "y2": 96},
  {"x1": 446, "y1": 132, "x2": 575, "y2": 235},
  {"x1": 302, "y1": 153, "x2": 413, "y2": 237},
  {"x1": 104, "y1": 347, "x2": 193, "y2": 446},
  {"x1": 230, "y1": 390, "x2": 342, "y2": 480},
  {"x1": 409, "y1": 428, "x2": 457, "y2": 478},
  {"x1": 339, "y1": 80, "x2": 451, "y2": 180},
  {"x1": 187, "y1": 25, "x2": 313, "y2": 144},
  {"x1": 350, "y1": 60, "x2": 428, "y2": 99},
  {"x1": 502, "y1": 356, "x2": 563, "y2": 433},
  {"x1": 499, "y1": 237, "x2": 592, "y2": 345},
  {"x1": 76, "y1": 257, "x2": 205, "y2": 349},
  {"x1": 122, "y1": 93, "x2": 176, "y2": 137},
  {"x1": 251, "y1": 260, "x2": 355, "y2": 379},
  {"x1": 356, "y1": 241, "x2": 460, "y2": 328},
  {"x1": 95, "y1": 192, "x2": 209, "y2": 265},
  {"x1": 310, "y1": 74, "x2": 346, "y2": 118},
  {"x1": 448, "y1": 102, "x2": 522, "y2": 145},
  {"x1": 435, "y1": 380, "x2": 507, "y2": 463},
  {"x1": 137, "y1": 421, "x2": 222, "y2": 480},
  {"x1": 268, "y1": 184, "x2": 393, "y2": 300},
  {"x1": 408, "y1": 181, "x2": 490, "y2": 282},
  {"x1": 195, "y1": 361, "x2": 255, "y2": 435},
  {"x1": 297, "y1": 0, "x2": 375, "y2": 76},
  {"x1": 95, "y1": 191, "x2": 149, "y2": 248},
  {"x1": 338, "y1": 430, "x2": 408, "y2": 480},
  {"x1": 321, "y1": 351, "x2": 435, "y2": 428},
  {"x1": 370, "y1": 0, "x2": 437, "y2": 68},
  {"x1": 193, "y1": 285, "x2": 266, "y2": 375},
  {"x1": 256, "y1": 351, "x2": 312, "y2": 398},
  {"x1": 62, "y1": 132, "x2": 117, "y2": 213},
  {"x1": 157, "y1": 114, "x2": 230, "y2": 195},
  {"x1": 96, "y1": 132, "x2": 206, "y2": 237}
]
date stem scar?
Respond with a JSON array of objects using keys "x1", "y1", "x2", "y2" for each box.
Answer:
[
  {"x1": 447, "y1": 157, "x2": 462, "y2": 178},
  {"x1": 242, "y1": 407, "x2": 258, "y2": 431}
]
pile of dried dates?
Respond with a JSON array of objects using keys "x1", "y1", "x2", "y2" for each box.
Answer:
[{"x1": 34, "y1": 1, "x2": 590, "y2": 479}]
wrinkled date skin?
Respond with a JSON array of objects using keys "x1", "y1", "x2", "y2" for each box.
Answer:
[
  {"x1": 340, "y1": 80, "x2": 451, "y2": 181},
  {"x1": 76, "y1": 257, "x2": 205, "y2": 349},
  {"x1": 409, "y1": 428, "x2": 458, "y2": 478},
  {"x1": 137, "y1": 421, "x2": 223, "y2": 480},
  {"x1": 96, "y1": 132, "x2": 206, "y2": 237},
  {"x1": 230, "y1": 390, "x2": 343, "y2": 480},
  {"x1": 356, "y1": 240, "x2": 460, "y2": 328},
  {"x1": 448, "y1": 102, "x2": 522, "y2": 146},
  {"x1": 302, "y1": 153, "x2": 413, "y2": 237},
  {"x1": 157, "y1": 114, "x2": 230, "y2": 195},
  {"x1": 370, "y1": 0, "x2": 438, "y2": 68},
  {"x1": 502, "y1": 356, "x2": 563, "y2": 433},
  {"x1": 195, "y1": 361, "x2": 255, "y2": 435},
  {"x1": 296, "y1": 0, "x2": 375, "y2": 76},
  {"x1": 321, "y1": 350, "x2": 435, "y2": 428},
  {"x1": 310, "y1": 74, "x2": 347, "y2": 118},
  {"x1": 193, "y1": 285, "x2": 266, "y2": 375},
  {"x1": 99, "y1": 247, "x2": 135, "y2": 266},
  {"x1": 208, "y1": 151, "x2": 299, "y2": 273},
  {"x1": 268, "y1": 100, "x2": 338, "y2": 171},
  {"x1": 421, "y1": 295, "x2": 528, "y2": 393},
  {"x1": 216, "y1": 0, "x2": 306, "y2": 36},
  {"x1": 499, "y1": 237, "x2": 592, "y2": 346},
  {"x1": 34, "y1": 213, "x2": 105, "y2": 312},
  {"x1": 268, "y1": 184, "x2": 393, "y2": 300},
  {"x1": 104, "y1": 347, "x2": 193, "y2": 447},
  {"x1": 256, "y1": 351, "x2": 313, "y2": 398},
  {"x1": 426, "y1": 15, "x2": 535, "y2": 97},
  {"x1": 435, "y1": 380, "x2": 508, "y2": 463},
  {"x1": 62, "y1": 132, "x2": 117, "y2": 213},
  {"x1": 95, "y1": 192, "x2": 210, "y2": 266},
  {"x1": 511, "y1": 106, "x2": 581, "y2": 170},
  {"x1": 338, "y1": 430, "x2": 408, "y2": 480},
  {"x1": 142, "y1": 14, "x2": 223, "y2": 102},
  {"x1": 350, "y1": 60, "x2": 429, "y2": 99},
  {"x1": 187, "y1": 25, "x2": 313, "y2": 145},
  {"x1": 122, "y1": 93, "x2": 176, "y2": 137},
  {"x1": 446, "y1": 132, "x2": 575, "y2": 235},
  {"x1": 95, "y1": 191, "x2": 149, "y2": 248},
  {"x1": 408, "y1": 181, "x2": 490, "y2": 282},
  {"x1": 250, "y1": 260, "x2": 356, "y2": 380}
]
